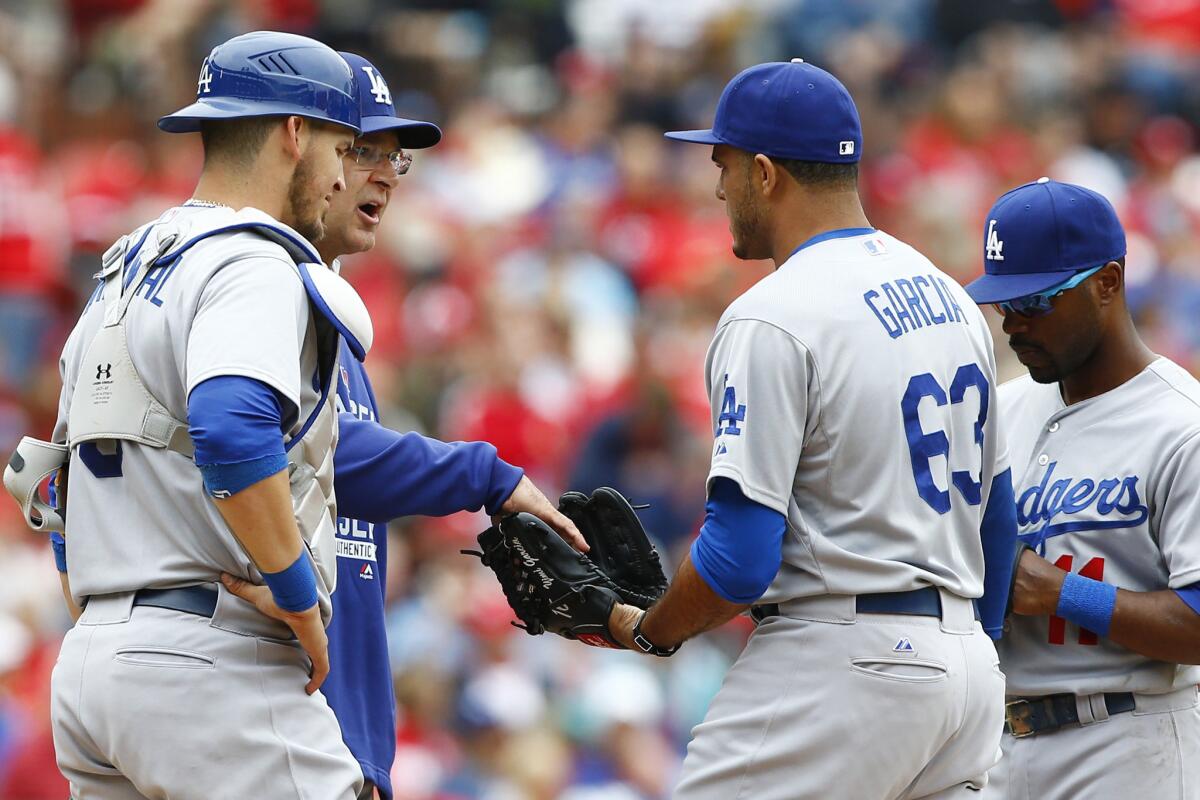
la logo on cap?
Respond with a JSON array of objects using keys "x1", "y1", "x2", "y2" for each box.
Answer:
[{"x1": 986, "y1": 219, "x2": 1004, "y2": 261}]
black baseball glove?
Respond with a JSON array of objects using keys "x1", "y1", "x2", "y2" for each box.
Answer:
[
  {"x1": 556, "y1": 487, "x2": 668, "y2": 609},
  {"x1": 469, "y1": 512, "x2": 627, "y2": 649}
]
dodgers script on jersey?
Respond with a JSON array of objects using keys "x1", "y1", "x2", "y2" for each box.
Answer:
[
  {"x1": 52, "y1": 205, "x2": 325, "y2": 602},
  {"x1": 999, "y1": 358, "x2": 1200, "y2": 696},
  {"x1": 706, "y1": 230, "x2": 1008, "y2": 602}
]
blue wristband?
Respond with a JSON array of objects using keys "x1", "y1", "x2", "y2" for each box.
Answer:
[
  {"x1": 50, "y1": 532, "x2": 67, "y2": 574},
  {"x1": 261, "y1": 552, "x2": 318, "y2": 612},
  {"x1": 1056, "y1": 572, "x2": 1117, "y2": 637}
]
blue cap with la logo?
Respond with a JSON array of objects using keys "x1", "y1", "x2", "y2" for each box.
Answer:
[
  {"x1": 965, "y1": 177, "x2": 1127, "y2": 303},
  {"x1": 664, "y1": 59, "x2": 861, "y2": 163},
  {"x1": 338, "y1": 52, "x2": 441, "y2": 148}
]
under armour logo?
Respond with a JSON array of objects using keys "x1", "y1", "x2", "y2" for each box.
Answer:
[
  {"x1": 360, "y1": 66, "x2": 391, "y2": 106},
  {"x1": 986, "y1": 219, "x2": 1005, "y2": 261},
  {"x1": 95, "y1": 363, "x2": 112, "y2": 380},
  {"x1": 197, "y1": 59, "x2": 213, "y2": 95}
]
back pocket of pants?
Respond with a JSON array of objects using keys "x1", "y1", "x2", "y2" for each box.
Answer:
[
  {"x1": 850, "y1": 656, "x2": 948, "y2": 683},
  {"x1": 115, "y1": 646, "x2": 215, "y2": 669}
]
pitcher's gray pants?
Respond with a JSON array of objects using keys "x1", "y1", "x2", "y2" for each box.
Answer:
[
  {"x1": 51, "y1": 583, "x2": 363, "y2": 800},
  {"x1": 674, "y1": 590, "x2": 1005, "y2": 800}
]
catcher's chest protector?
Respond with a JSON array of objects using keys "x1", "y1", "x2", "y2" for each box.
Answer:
[{"x1": 64, "y1": 208, "x2": 372, "y2": 618}]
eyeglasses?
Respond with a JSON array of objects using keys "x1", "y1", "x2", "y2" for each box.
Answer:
[
  {"x1": 347, "y1": 144, "x2": 412, "y2": 177},
  {"x1": 992, "y1": 265, "x2": 1105, "y2": 318}
]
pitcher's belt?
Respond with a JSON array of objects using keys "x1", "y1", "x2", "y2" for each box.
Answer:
[
  {"x1": 1005, "y1": 692, "x2": 1135, "y2": 738},
  {"x1": 751, "y1": 586, "x2": 980, "y2": 623}
]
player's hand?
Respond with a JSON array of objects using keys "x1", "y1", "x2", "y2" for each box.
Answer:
[
  {"x1": 494, "y1": 475, "x2": 589, "y2": 553},
  {"x1": 1010, "y1": 549, "x2": 1068, "y2": 617},
  {"x1": 607, "y1": 602, "x2": 642, "y2": 650},
  {"x1": 220, "y1": 573, "x2": 330, "y2": 695}
]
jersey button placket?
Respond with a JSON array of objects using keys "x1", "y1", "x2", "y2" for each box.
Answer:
[
  {"x1": 1037, "y1": 454, "x2": 1049, "y2": 466},
  {"x1": 1048, "y1": 422, "x2": 1060, "y2": 433}
]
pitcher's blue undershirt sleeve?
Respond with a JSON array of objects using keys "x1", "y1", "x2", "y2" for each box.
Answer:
[
  {"x1": 1174, "y1": 581, "x2": 1200, "y2": 617},
  {"x1": 978, "y1": 468, "x2": 1018, "y2": 640},
  {"x1": 187, "y1": 376, "x2": 294, "y2": 497},
  {"x1": 690, "y1": 477, "x2": 785, "y2": 604},
  {"x1": 334, "y1": 413, "x2": 524, "y2": 524}
]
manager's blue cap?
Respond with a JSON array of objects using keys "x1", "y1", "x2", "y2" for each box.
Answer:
[
  {"x1": 964, "y1": 178, "x2": 1127, "y2": 304},
  {"x1": 664, "y1": 59, "x2": 861, "y2": 163},
  {"x1": 339, "y1": 52, "x2": 441, "y2": 149}
]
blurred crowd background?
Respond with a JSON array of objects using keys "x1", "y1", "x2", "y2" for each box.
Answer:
[{"x1": 3, "y1": 0, "x2": 1200, "y2": 797}]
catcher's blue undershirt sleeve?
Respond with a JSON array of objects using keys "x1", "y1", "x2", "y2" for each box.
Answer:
[
  {"x1": 690, "y1": 477, "x2": 785, "y2": 604},
  {"x1": 334, "y1": 413, "x2": 524, "y2": 524},
  {"x1": 977, "y1": 468, "x2": 1018, "y2": 640},
  {"x1": 187, "y1": 376, "x2": 293, "y2": 497},
  {"x1": 1174, "y1": 582, "x2": 1200, "y2": 616}
]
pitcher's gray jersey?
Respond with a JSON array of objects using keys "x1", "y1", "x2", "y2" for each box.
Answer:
[
  {"x1": 998, "y1": 357, "x2": 1200, "y2": 696},
  {"x1": 52, "y1": 205, "x2": 323, "y2": 604},
  {"x1": 706, "y1": 230, "x2": 1008, "y2": 602}
]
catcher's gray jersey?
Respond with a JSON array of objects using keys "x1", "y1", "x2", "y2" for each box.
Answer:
[
  {"x1": 52, "y1": 205, "x2": 324, "y2": 604},
  {"x1": 998, "y1": 358, "x2": 1200, "y2": 695},
  {"x1": 706, "y1": 230, "x2": 1009, "y2": 602}
]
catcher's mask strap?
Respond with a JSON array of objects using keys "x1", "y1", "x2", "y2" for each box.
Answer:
[{"x1": 632, "y1": 612, "x2": 680, "y2": 658}]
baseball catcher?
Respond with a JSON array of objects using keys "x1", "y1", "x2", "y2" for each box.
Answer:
[{"x1": 467, "y1": 487, "x2": 673, "y2": 654}]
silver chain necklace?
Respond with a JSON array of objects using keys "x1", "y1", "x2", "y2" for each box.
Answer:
[{"x1": 183, "y1": 198, "x2": 233, "y2": 210}]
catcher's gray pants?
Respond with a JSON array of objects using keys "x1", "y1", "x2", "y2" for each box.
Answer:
[
  {"x1": 980, "y1": 685, "x2": 1200, "y2": 799},
  {"x1": 673, "y1": 589, "x2": 1004, "y2": 800},
  {"x1": 51, "y1": 583, "x2": 363, "y2": 800}
]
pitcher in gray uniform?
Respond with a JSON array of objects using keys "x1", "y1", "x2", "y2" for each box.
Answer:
[
  {"x1": 604, "y1": 60, "x2": 1018, "y2": 800},
  {"x1": 965, "y1": 178, "x2": 1200, "y2": 800},
  {"x1": 10, "y1": 32, "x2": 369, "y2": 799}
]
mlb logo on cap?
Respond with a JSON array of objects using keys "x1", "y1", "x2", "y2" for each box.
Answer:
[{"x1": 664, "y1": 59, "x2": 862, "y2": 163}]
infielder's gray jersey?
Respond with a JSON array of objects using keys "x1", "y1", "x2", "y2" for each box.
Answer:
[
  {"x1": 998, "y1": 358, "x2": 1200, "y2": 696},
  {"x1": 52, "y1": 205, "x2": 323, "y2": 604},
  {"x1": 707, "y1": 230, "x2": 1008, "y2": 602}
]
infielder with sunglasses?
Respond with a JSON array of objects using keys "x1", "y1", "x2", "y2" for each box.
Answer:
[{"x1": 966, "y1": 178, "x2": 1200, "y2": 799}]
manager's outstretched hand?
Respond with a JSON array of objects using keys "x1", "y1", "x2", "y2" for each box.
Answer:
[{"x1": 495, "y1": 475, "x2": 588, "y2": 553}]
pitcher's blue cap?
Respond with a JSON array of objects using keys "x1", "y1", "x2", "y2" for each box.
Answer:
[
  {"x1": 965, "y1": 178, "x2": 1127, "y2": 304},
  {"x1": 339, "y1": 52, "x2": 441, "y2": 148},
  {"x1": 664, "y1": 59, "x2": 861, "y2": 163}
]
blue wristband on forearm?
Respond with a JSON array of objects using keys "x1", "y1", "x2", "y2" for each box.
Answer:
[
  {"x1": 261, "y1": 552, "x2": 318, "y2": 612},
  {"x1": 1056, "y1": 572, "x2": 1117, "y2": 636},
  {"x1": 50, "y1": 532, "x2": 67, "y2": 574}
]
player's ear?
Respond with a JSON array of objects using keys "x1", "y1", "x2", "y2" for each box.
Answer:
[
  {"x1": 1094, "y1": 260, "x2": 1123, "y2": 307},
  {"x1": 754, "y1": 153, "x2": 777, "y2": 197},
  {"x1": 280, "y1": 116, "x2": 305, "y2": 162}
]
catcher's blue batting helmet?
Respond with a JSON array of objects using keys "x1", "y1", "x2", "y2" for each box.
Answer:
[{"x1": 158, "y1": 31, "x2": 361, "y2": 134}]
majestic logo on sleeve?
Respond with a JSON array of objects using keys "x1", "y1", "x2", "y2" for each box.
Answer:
[
  {"x1": 1016, "y1": 461, "x2": 1149, "y2": 553},
  {"x1": 985, "y1": 220, "x2": 1005, "y2": 261}
]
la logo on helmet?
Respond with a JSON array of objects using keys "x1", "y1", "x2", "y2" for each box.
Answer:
[
  {"x1": 360, "y1": 66, "x2": 391, "y2": 106},
  {"x1": 986, "y1": 219, "x2": 1005, "y2": 261},
  {"x1": 197, "y1": 58, "x2": 213, "y2": 95}
]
